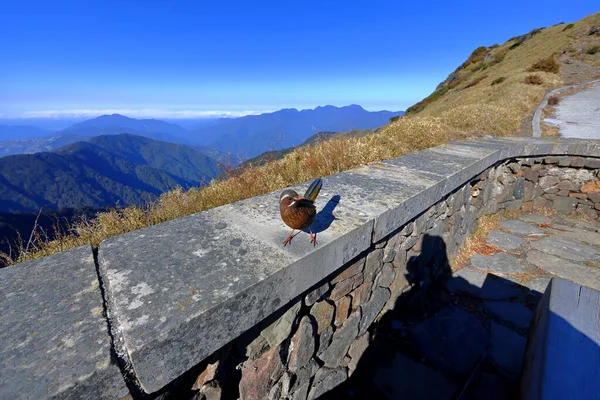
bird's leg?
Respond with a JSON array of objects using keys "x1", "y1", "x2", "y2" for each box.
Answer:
[
  {"x1": 283, "y1": 230, "x2": 295, "y2": 246},
  {"x1": 309, "y1": 229, "x2": 317, "y2": 246}
]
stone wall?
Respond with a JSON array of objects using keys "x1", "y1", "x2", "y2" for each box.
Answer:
[
  {"x1": 180, "y1": 154, "x2": 600, "y2": 400},
  {"x1": 1, "y1": 137, "x2": 599, "y2": 400}
]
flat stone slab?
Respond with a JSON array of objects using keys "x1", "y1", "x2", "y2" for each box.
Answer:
[
  {"x1": 499, "y1": 220, "x2": 545, "y2": 236},
  {"x1": 470, "y1": 373, "x2": 512, "y2": 400},
  {"x1": 447, "y1": 268, "x2": 524, "y2": 300},
  {"x1": 0, "y1": 246, "x2": 129, "y2": 399},
  {"x1": 483, "y1": 301, "x2": 534, "y2": 329},
  {"x1": 530, "y1": 236, "x2": 600, "y2": 263},
  {"x1": 551, "y1": 215, "x2": 600, "y2": 233},
  {"x1": 519, "y1": 214, "x2": 551, "y2": 225},
  {"x1": 374, "y1": 353, "x2": 460, "y2": 400},
  {"x1": 525, "y1": 277, "x2": 552, "y2": 294},
  {"x1": 526, "y1": 250, "x2": 600, "y2": 291},
  {"x1": 521, "y1": 278, "x2": 600, "y2": 400},
  {"x1": 544, "y1": 224, "x2": 600, "y2": 247},
  {"x1": 490, "y1": 322, "x2": 527, "y2": 376},
  {"x1": 471, "y1": 253, "x2": 527, "y2": 276},
  {"x1": 409, "y1": 306, "x2": 489, "y2": 376},
  {"x1": 487, "y1": 230, "x2": 525, "y2": 251}
]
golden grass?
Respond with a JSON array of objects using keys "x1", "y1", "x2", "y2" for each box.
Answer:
[
  {"x1": 450, "y1": 214, "x2": 503, "y2": 271},
  {"x1": 3, "y1": 12, "x2": 600, "y2": 266}
]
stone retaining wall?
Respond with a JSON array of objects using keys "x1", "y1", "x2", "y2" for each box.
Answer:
[
  {"x1": 1, "y1": 137, "x2": 599, "y2": 400},
  {"x1": 189, "y1": 153, "x2": 600, "y2": 400}
]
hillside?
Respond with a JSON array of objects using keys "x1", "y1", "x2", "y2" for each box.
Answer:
[
  {"x1": 3, "y1": 11, "x2": 600, "y2": 266},
  {"x1": 190, "y1": 105, "x2": 404, "y2": 158},
  {"x1": 236, "y1": 127, "x2": 380, "y2": 169},
  {"x1": 0, "y1": 134, "x2": 221, "y2": 213}
]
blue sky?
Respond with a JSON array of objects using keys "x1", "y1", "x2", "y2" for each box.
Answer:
[{"x1": 1, "y1": 1, "x2": 598, "y2": 119}]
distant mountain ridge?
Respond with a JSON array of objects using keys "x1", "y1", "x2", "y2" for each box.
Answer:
[
  {"x1": 0, "y1": 105, "x2": 404, "y2": 162},
  {"x1": 0, "y1": 134, "x2": 222, "y2": 213},
  {"x1": 190, "y1": 104, "x2": 404, "y2": 158},
  {"x1": 58, "y1": 114, "x2": 191, "y2": 143}
]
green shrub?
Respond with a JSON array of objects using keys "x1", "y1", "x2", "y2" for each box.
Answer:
[
  {"x1": 563, "y1": 23, "x2": 574, "y2": 31},
  {"x1": 389, "y1": 115, "x2": 401, "y2": 123},
  {"x1": 586, "y1": 46, "x2": 600, "y2": 55},
  {"x1": 491, "y1": 77, "x2": 506, "y2": 86}
]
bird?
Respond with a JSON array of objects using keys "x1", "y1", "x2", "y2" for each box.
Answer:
[{"x1": 279, "y1": 177, "x2": 323, "y2": 247}]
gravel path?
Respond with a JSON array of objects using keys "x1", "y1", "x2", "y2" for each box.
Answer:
[{"x1": 540, "y1": 81, "x2": 600, "y2": 139}]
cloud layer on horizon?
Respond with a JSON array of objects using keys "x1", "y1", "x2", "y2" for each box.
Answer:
[{"x1": 0, "y1": 109, "x2": 272, "y2": 119}]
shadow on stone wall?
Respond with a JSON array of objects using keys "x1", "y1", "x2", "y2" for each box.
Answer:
[
  {"x1": 321, "y1": 234, "x2": 542, "y2": 400},
  {"x1": 311, "y1": 195, "x2": 341, "y2": 234}
]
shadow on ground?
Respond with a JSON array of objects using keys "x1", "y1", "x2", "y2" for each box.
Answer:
[
  {"x1": 318, "y1": 232, "x2": 597, "y2": 400},
  {"x1": 311, "y1": 195, "x2": 341, "y2": 234}
]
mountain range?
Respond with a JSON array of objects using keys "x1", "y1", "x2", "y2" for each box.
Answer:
[
  {"x1": 0, "y1": 104, "x2": 402, "y2": 214},
  {"x1": 188, "y1": 105, "x2": 403, "y2": 158},
  {"x1": 0, "y1": 134, "x2": 221, "y2": 213},
  {"x1": 0, "y1": 105, "x2": 403, "y2": 160}
]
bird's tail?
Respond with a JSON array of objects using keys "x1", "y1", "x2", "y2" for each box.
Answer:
[{"x1": 304, "y1": 178, "x2": 322, "y2": 201}]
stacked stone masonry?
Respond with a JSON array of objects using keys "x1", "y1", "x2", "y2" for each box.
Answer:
[
  {"x1": 196, "y1": 154, "x2": 600, "y2": 400},
  {"x1": 0, "y1": 137, "x2": 599, "y2": 400}
]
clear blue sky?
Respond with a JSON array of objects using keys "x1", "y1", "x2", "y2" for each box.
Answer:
[{"x1": 1, "y1": 1, "x2": 598, "y2": 118}]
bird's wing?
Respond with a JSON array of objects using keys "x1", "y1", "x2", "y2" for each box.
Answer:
[
  {"x1": 294, "y1": 198, "x2": 316, "y2": 209},
  {"x1": 304, "y1": 178, "x2": 322, "y2": 201}
]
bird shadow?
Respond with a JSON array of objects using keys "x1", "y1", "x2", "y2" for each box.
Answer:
[{"x1": 308, "y1": 194, "x2": 341, "y2": 235}]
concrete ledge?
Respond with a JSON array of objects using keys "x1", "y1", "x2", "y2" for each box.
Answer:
[
  {"x1": 520, "y1": 277, "x2": 600, "y2": 400},
  {"x1": 0, "y1": 246, "x2": 129, "y2": 399},
  {"x1": 96, "y1": 137, "x2": 600, "y2": 393}
]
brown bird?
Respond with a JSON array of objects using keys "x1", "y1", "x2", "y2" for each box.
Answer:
[{"x1": 280, "y1": 178, "x2": 323, "y2": 246}]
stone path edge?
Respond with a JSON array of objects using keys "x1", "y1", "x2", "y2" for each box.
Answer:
[{"x1": 532, "y1": 79, "x2": 600, "y2": 138}]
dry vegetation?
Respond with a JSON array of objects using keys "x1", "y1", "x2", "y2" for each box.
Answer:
[
  {"x1": 524, "y1": 74, "x2": 545, "y2": 85},
  {"x1": 4, "y1": 12, "x2": 600, "y2": 266}
]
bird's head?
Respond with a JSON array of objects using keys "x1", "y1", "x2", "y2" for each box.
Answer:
[{"x1": 280, "y1": 189, "x2": 300, "y2": 208}]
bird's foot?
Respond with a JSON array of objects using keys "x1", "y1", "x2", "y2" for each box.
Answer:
[
  {"x1": 310, "y1": 231, "x2": 318, "y2": 246},
  {"x1": 283, "y1": 230, "x2": 295, "y2": 247}
]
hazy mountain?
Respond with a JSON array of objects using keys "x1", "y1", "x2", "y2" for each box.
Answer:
[
  {"x1": 0, "y1": 134, "x2": 87, "y2": 157},
  {"x1": 0, "y1": 125, "x2": 54, "y2": 140},
  {"x1": 57, "y1": 114, "x2": 191, "y2": 143},
  {"x1": 190, "y1": 104, "x2": 404, "y2": 159},
  {"x1": 0, "y1": 134, "x2": 221, "y2": 213}
]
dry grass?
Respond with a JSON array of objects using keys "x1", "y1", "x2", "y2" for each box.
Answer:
[
  {"x1": 451, "y1": 214, "x2": 503, "y2": 271},
  {"x1": 4, "y1": 12, "x2": 600, "y2": 266},
  {"x1": 527, "y1": 55, "x2": 560, "y2": 73},
  {"x1": 541, "y1": 124, "x2": 560, "y2": 137},
  {"x1": 547, "y1": 95, "x2": 560, "y2": 105},
  {"x1": 524, "y1": 74, "x2": 544, "y2": 85}
]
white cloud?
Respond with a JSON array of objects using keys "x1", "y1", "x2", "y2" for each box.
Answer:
[{"x1": 3, "y1": 109, "x2": 272, "y2": 119}]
